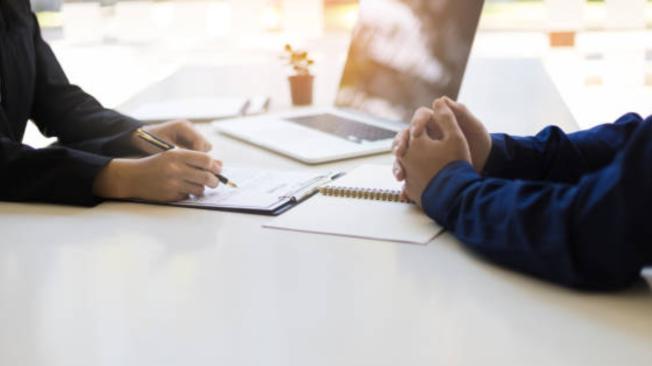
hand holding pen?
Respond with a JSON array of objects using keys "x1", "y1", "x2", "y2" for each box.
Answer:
[
  {"x1": 93, "y1": 120, "x2": 235, "y2": 202},
  {"x1": 135, "y1": 127, "x2": 238, "y2": 188}
]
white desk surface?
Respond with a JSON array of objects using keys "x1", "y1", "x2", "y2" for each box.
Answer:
[{"x1": 1, "y1": 60, "x2": 651, "y2": 366}]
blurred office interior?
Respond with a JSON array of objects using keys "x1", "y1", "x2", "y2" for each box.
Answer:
[{"x1": 24, "y1": 0, "x2": 652, "y2": 146}]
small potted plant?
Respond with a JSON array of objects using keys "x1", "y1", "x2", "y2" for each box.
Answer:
[{"x1": 282, "y1": 44, "x2": 315, "y2": 106}]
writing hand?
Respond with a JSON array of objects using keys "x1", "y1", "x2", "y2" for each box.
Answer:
[{"x1": 93, "y1": 149, "x2": 222, "y2": 202}]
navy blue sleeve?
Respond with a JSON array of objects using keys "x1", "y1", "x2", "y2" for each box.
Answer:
[
  {"x1": 484, "y1": 113, "x2": 644, "y2": 183},
  {"x1": 421, "y1": 116, "x2": 652, "y2": 291},
  {"x1": 29, "y1": 12, "x2": 143, "y2": 157}
]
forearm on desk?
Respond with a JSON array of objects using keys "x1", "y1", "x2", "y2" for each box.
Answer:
[
  {"x1": 421, "y1": 150, "x2": 652, "y2": 291},
  {"x1": 0, "y1": 138, "x2": 112, "y2": 206},
  {"x1": 483, "y1": 113, "x2": 647, "y2": 183}
]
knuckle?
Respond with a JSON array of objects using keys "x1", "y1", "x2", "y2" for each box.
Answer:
[
  {"x1": 433, "y1": 98, "x2": 448, "y2": 111},
  {"x1": 202, "y1": 156, "x2": 213, "y2": 169},
  {"x1": 203, "y1": 172, "x2": 214, "y2": 185},
  {"x1": 438, "y1": 110, "x2": 456, "y2": 124},
  {"x1": 435, "y1": 103, "x2": 452, "y2": 116},
  {"x1": 167, "y1": 150, "x2": 182, "y2": 161},
  {"x1": 167, "y1": 162, "x2": 180, "y2": 175},
  {"x1": 414, "y1": 107, "x2": 432, "y2": 119}
]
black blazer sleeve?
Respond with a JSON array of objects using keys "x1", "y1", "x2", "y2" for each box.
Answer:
[
  {"x1": 0, "y1": 136, "x2": 111, "y2": 206},
  {"x1": 0, "y1": 7, "x2": 144, "y2": 206},
  {"x1": 29, "y1": 12, "x2": 143, "y2": 157}
]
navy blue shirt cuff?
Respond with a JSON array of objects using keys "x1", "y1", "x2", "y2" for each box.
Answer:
[
  {"x1": 421, "y1": 160, "x2": 482, "y2": 226},
  {"x1": 482, "y1": 134, "x2": 511, "y2": 177}
]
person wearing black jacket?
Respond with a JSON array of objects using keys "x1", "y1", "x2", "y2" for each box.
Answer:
[
  {"x1": 0, "y1": 1, "x2": 222, "y2": 206},
  {"x1": 393, "y1": 97, "x2": 652, "y2": 291}
]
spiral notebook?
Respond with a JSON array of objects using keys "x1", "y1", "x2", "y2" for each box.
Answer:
[{"x1": 264, "y1": 165, "x2": 443, "y2": 244}]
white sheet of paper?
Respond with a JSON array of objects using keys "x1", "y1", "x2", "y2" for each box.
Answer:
[
  {"x1": 264, "y1": 195, "x2": 441, "y2": 245},
  {"x1": 130, "y1": 97, "x2": 247, "y2": 121},
  {"x1": 264, "y1": 165, "x2": 442, "y2": 245}
]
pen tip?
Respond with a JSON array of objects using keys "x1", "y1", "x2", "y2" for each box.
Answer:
[{"x1": 228, "y1": 182, "x2": 238, "y2": 188}]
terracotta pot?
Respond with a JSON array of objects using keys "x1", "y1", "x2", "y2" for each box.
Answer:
[{"x1": 288, "y1": 74, "x2": 314, "y2": 106}]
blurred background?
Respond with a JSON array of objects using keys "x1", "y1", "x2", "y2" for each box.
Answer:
[{"x1": 25, "y1": 0, "x2": 652, "y2": 144}]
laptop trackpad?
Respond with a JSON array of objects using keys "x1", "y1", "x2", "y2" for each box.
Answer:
[
  {"x1": 245, "y1": 119, "x2": 385, "y2": 159},
  {"x1": 285, "y1": 114, "x2": 397, "y2": 144}
]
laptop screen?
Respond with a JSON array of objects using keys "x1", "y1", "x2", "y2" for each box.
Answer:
[{"x1": 335, "y1": 0, "x2": 484, "y2": 123}]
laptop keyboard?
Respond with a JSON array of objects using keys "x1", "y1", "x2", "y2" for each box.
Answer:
[{"x1": 286, "y1": 114, "x2": 397, "y2": 143}]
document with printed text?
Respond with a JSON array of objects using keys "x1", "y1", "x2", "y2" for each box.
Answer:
[{"x1": 156, "y1": 166, "x2": 340, "y2": 215}]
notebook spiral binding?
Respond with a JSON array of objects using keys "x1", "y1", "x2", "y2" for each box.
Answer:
[{"x1": 319, "y1": 186, "x2": 403, "y2": 202}]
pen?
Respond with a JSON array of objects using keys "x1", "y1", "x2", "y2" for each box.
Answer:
[{"x1": 135, "y1": 127, "x2": 238, "y2": 188}]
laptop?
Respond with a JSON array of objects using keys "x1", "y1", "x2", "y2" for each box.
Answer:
[{"x1": 215, "y1": 0, "x2": 485, "y2": 164}]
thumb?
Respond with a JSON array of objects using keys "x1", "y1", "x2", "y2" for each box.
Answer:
[{"x1": 432, "y1": 98, "x2": 464, "y2": 141}]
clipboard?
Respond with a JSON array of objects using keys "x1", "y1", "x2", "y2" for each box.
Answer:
[{"x1": 152, "y1": 167, "x2": 342, "y2": 216}]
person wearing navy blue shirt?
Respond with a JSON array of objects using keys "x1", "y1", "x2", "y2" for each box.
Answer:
[
  {"x1": 393, "y1": 97, "x2": 652, "y2": 291},
  {"x1": 0, "y1": 1, "x2": 225, "y2": 206}
]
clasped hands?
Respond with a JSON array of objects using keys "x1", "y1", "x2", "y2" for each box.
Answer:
[{"x1": 392, "y1": 97, "x2": 492, "y2": 207}]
